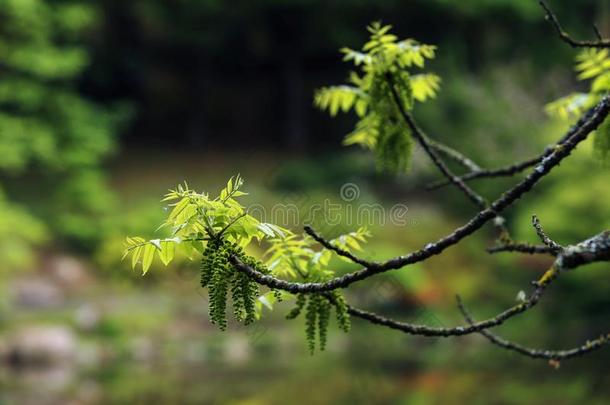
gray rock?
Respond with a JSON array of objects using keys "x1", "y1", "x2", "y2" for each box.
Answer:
[
  {"x1": 46, "y1": 255, "x2": 91, "y2": 290},
  {"x1": 74, "y1": 304, "x2": 100, "y2": 332},
  {"x1": 4, "y1": 326, "x2": 77, "y2": 365},
  {"x1": 14, "y1": 279, "x2": 64, "y2": 309}
]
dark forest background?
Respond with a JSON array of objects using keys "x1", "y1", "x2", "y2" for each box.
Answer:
[{"x1": 85, "y1": 0, "x2": 602, "y2": 149}]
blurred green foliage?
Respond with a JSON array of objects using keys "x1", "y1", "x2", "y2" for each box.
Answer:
[
  {"x1": 0, "y1": 189, "x2": 46, "y2": 270},
  {"x1": 0, "y1": 0, "x2": 130, "y2": 266}
]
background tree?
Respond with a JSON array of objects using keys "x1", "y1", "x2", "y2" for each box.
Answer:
[{"x1": 0, "y1": 0, "x2": 129, "y2": 263}]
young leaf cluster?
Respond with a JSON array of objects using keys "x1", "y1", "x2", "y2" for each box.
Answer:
[
  {"x1": 546, "y1": 49, "x2": 610, "y2": 162},
  {"x1": 123, "y1": 175, "x2": 284, "y2": 275},
  {"x1": 314, "y1": 22, "x2": 440, "y2": 173},
  {"x1": 123, "y1": 176, "x2": 371, "y2": 351}
]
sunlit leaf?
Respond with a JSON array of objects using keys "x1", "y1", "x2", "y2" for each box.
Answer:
[{"x1": 141, "y1": 244, "x2": 155, "y2": 274}]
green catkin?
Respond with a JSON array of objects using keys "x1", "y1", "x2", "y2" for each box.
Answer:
[
  {"x1": 286, "y1": 293, "x2": 306, "y2": 319},
  {"x1": 317, "y1": 296, "x2": 331, "y2": 351},
  {"x1": 273, "y1": 289, "x2": 283, "y2": 302},
  {"x1": 376, "y1": 123, "x2": 413, "y2": 173},
  {"x1": 200, "y1": 239, "x2": 220, "y2": 288},
  {"x1": 305, "y1": 295, "x2": 319, "y2": 354},
  {"x1": 238, "y1": 270, "x2": 257, "y2": 325},
  {"x1": 238, "y1": 253, "x2": 266, "y2": 325},
  {"x1": 393, "y1": 71, "x2": 414, "y2": 110},
  {"x1": 331, "y1": 290, "x2": 351, "y2": 333},
  {"x1": 205, "y1": 239, "x2": 234, "y2": 329},
  {"x1": 286, "y1": 292, "x2": 351, "y2": 353},
  {"x1": 201, "y1": 238, "x2": 270, "y2": 330},
  {"x1": 200, "y1": 237, "x2": 349, "y2": 354},
  {"x1": 208, "y1": 248, "x2": 230, "y2": 330},
  {"x1": 230, "y1": 272, "x2": 246, "y2": 322}
]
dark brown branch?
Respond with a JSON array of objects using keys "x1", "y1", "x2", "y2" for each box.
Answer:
[
  {"x1": 540, "y1": 0, "x2": 610, "y2": 49},
  {"x1": 344, "y1": 287, "x2": 543, "y2": 337},
  {"x1": 457, "y1": 296, "x2": 610, "y2": 361},
  {"x1": 231, "y1": 97, "x2": 610, "y2": 293},
  {"x1": 558, "y1": 230, "x2": 610, "y2": 269}
]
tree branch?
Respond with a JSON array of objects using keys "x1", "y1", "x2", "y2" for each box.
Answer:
[
  {"x1": 342, "y1": 281, "x2": 548, "y2": 337},
  {"x1": 322, "y1": 228, "x2": 608, "y2": 343},
  {"x1": 457, "y1": 296, "x2": 610, "y2": 361},
  {"x1": 539, "y1": 0, "x2": 610, "y2": 49},
  {"x1": 487, "y1": 243, "x2": 556, "y2": 256},
  {"x1": 231, "y1": 97, "x2": 610, "y2": 293},
  {"x1": 325, "y1": 249, "x2": 563, "y2": 337},
  {"x1": 385, "y1": 72, "x2": 510, "y2": 241}
]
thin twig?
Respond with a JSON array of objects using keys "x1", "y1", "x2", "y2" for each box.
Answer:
[
  {"x1": 217, "y1": 213, "x2": 247, "y2": 239},
  {"x1": 487, "y1": 243, "x2": 556, "y2": 256},
  {"x1": 321, "y1": 264, "x2": 560, "y2": 337},
  {"x1": 532, "y1": 215, "x2": 563, "y2": 254},
  {"x1": 427, "y1": 138, "x2": 481, "y2": 172},
  {"x1": 593, "y1": 24, "x2": 604, "y2": 42},
  {"x1": 487, "y1": 215, "x2": 563, "y2": 256},
  {"x1": 304, "y1": 225, "x2": 377, "y2": 268},
  {"x1": 539, "y1": 0, "x2": 610, "y2": 48},
  {"x1": 386, "y1": 73, "x2": 489, "y2": 211},
  {"x1": 385, "y1": 73, "x2": 511, "y2": 238},
  {"x1": 426, "y1": 155, "x2": 542, "y2": 190},
  {"x1": 457, "y1": 296, "x2": 610, "y2": 361},
  {"x1": 427, "y1": 105, "x2": 599, "y2": 191}
]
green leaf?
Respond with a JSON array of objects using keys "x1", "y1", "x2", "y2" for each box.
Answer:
[
  {"x1": 411, "y1": 74, "x2": 441, "y2": 102},
  {"x1": 258, "y1": 223, "x2": 275, "y2": 238},
  {"x1": 545, "y1": 93, "x2": 592, "y2": 120},
  {"x1": 158, "y1": 240, "x2": 175, "y2": 265},
  {"x1": 314, "y1": 86, "x2": 363, "y2": 116},
  {"x1": 142, "y1": 244, "x2": 155, "y2": 274},
  {"x1": 168, "y1": 197, "x2": 191, "y2": 222},
  {"x1": 576, "y1": 49, "x2": 610, "y2": 80},
  {"x1": 131, "y1": 245, "x2": 143, "y2": 269}
]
